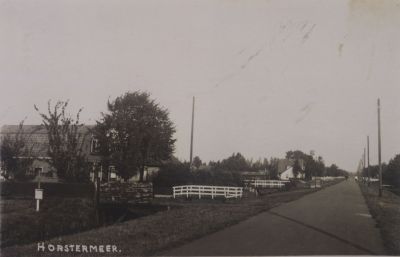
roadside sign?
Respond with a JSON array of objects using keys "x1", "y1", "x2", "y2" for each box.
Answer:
[{"x1": 35, "y1": 189, "x2": 43, "y2": 200}]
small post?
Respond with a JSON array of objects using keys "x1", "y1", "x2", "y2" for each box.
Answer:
[
  {"x1": 35, "y1": 188, "x2": 43, "y2": 212},
  {"x1": 363, "y1": 148, "x2": 366, "y2": 184},
  {"x1": 35, "y1": 169, "x2": 42, "y2": 212}
]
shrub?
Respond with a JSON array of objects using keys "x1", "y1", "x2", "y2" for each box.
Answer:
[
  {"x1": 152, "y1": 162, "x2": 244, "y2": 194},
  {"x1": 0, "y1": 181, "x2": 94, "y2": 198}
]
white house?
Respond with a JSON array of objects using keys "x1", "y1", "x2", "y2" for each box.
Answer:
[{"x1": 279, "y1": 166, "x2": 305, "y2": 180}]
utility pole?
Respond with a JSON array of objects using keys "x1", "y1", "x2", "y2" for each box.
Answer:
[
  {"x1": 189, "y1": 96, "x2": 195, "y2": 170},
  {"x1": 377, "y1": 98, "x2": 382, "y2": 197},
  {"x1": 367, "y1": 135, "x2": 370, "y2": 187},
  {"x1": 363, "y1": 148, "x2": 366, "y2": 182}
]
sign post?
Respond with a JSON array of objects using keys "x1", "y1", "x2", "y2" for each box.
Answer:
[
  {"x1": 35, "y1": 168, "x2": 43, "y2": 212},
  {"x1": 35, "y1": 188, "x2": 43, "y2": 212}
]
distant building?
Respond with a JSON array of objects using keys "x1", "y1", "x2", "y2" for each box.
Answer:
[
  {"x1": 241, "y1": 170, "x2": 268, "y2": 181},
  {"x1": 0, "y1": 125, "x2": 158, "y2": 183},
  {"x1": 277, "y1": 158, "x2": 305, "y2": 180}
]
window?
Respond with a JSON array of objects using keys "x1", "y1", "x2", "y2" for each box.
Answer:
[
  {"x1": 91, "y1": 138, "x2": 100, "y2": 153},
  {"x1": 108, "y1": 166, "x2": 117, "y2": 181},
  {"x1": 34, "y1": 167, "x2": 43, "y2": 176}
]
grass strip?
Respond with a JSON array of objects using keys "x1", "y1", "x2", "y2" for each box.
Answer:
[{"x1": 359, "y1": 183, "x2": 400, "y2": 255}]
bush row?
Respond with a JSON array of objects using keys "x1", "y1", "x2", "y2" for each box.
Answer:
[
  {"x1": 152, "y1": 162, "x2": 244, "y2": 194},
  {"x1": 0, "y1": 182, "x2": 94, "y2": 198}
]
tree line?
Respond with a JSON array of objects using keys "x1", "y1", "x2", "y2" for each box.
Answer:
[
  {"x1": 153, "y1": 150, "x2": 350, "y2": 191},
  {"x1": 360, "y1": 154, "x2": 400, "y2": 188}
]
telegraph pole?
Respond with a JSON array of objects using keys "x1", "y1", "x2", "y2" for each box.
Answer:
[
  {"x1": 367, "y1": 135, "x2": 370, "y2": 186},
  {"x1": 377, "y1": 99, "x2": 382, "y2": 197},
  {"x1": 189, "y1": 96, "x2": 195, "y2": 170},
  {"x1": 363, "y1": 147, "x2": 366, "y2": 181}
]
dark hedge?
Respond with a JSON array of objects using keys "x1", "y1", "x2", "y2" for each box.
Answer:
[{"x1": 0, "y1": 181, "x2": 94, "y2": 198}]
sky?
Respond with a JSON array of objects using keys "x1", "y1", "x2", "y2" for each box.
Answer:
[{"x1": 1, "y1": 0, "x2": 399, "y2": 172}]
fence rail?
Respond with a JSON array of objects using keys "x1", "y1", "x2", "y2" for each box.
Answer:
[
  {"x1": 245, "y1": 180, "x2": 290, "y2": 188},
  {"x1": 173, "y1": 185, "x2": 243, "y2": 199}
]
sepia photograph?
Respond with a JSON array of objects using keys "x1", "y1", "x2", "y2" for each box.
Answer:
[{"x1": 0, "y1": 0, "x2": 399, "y2": 256}]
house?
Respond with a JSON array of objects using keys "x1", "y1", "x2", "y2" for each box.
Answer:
[
  {"x1": 277, "y1": 158, "x2": 305, "y2": 180},
  {"x1": 0, "y1": 125, "x2": 101, "y2": 182},
  {"x1": 279, "y1": 167, "x2": 305, "y2": 180},
  {"x1": 0, "y1": 125, "x2": 158, "y2": 183}
]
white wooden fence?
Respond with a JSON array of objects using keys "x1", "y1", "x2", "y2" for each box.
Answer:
[
  {"x1": 245, "y1": 180, "x2": 290, "y2": 188},
  {"x1": 173, "y1": 185, "x2": 243, "y2": 199}
]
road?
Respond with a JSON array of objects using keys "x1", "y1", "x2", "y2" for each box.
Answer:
[{"x1": 161, "y1": 180, "x2": 386, "y2": 256}]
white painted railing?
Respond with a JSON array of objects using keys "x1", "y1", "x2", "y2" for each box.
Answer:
[
  {"x1": 173, "y1": 185, "x2": 243, "y2": 199},
  {"x1": 319, "y1": 176, "x2": 345, "y2": 181},
  {"x1": 245, "y1": 180, "x2": 290, "y2": 188}
]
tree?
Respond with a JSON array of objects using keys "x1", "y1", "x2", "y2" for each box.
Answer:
[
  {"x1": 286, "y1": 150, "x2": 307, "y2": 161},
  {"x1": 326, "y1": 163, "x2": 348, "y2": 177},
  {"x1": 268, "y1": 158, "x2": 279, "y2": 179},
  {"x1": 34, "y1": 100, "x2": 89, "y2": 182},
  {"x1": 315, "y1": 156, "x2": 325, "y2": 177},
  {"x1": 292, "y1": 158, "x2": 302, "y2": 178},
  {"x1": 192, "y1": 156, "x2": 202, "y2": 169},
  {"x1": 383, "y1": 154, "x2": 400, "y2": 188},
  {"x1": 326, "y1": 164, "x2": 339, "y2": 177},
  {"x1": 286, "y1": 150, "x2": 328, "y2": 180},
  {"x1": 0, "y1": 121, "x2": 35, "y2": 180},
  {"x1": 94, "y1": 91, "x2": 176, "y2": 181},
  {"x1": 220, "y1": 153, "x2": 250, "y2": 171}
]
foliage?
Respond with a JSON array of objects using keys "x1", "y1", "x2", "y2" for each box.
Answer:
[
  {"x1": 0, "y1": 181, "x2": 94, "y2": 198},
  {"x1": 34, "y1": 100, "x2": 90, "y2": 182},
  {"x1": 207, "y1": 154, "x2": 269, "y2": 173},
  {"x1": 251, "y1": 158, "x2": 269, "y2": 172},
  {"x1": 152, "y1": 161, "x2": 191, "y2": 192},
  {"x1": 192, "y1": 156, "x2": 202, "y2": 169},
  {"x1": 94, "y1": 91, "x2": 176, "y2": 181},
  {"x1": 286, "y1": 150, "x2": 327, "y2": 180},
  {"x1": 153, "y1": 160, "x2": 243, "y2": 193},
  {"x1": 367, "y1": 165, "x2": 382, "y2": 178},
  {"x1": 220, "y1": 153, "x2": 249, "y2": 171},
  {"x1": 268, "y1": 158, "x2": 279, "y2": 179},
  {"x1": 0, "y1": 121, "x2": 35, "y2": 181},
  {"x1": 383, "y1": 154, "x2": 400, "y2": 188},
  {"x1": 305, "y1": 156, "x2": 325, "y2": 179},
  {"x1": 292, "y1": 159, "x2": 302, "y2": 178},
  {"x1": 326, "y1": 164, "x2": 348, "y2": 177}
]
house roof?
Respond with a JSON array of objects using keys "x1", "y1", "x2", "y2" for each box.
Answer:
[
  {"x1": 1, "y1": 125, "x2": 94, "y2": 134},
  {"x1": 0, "y1": 124, "x2": 96, "y2": 159}
]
